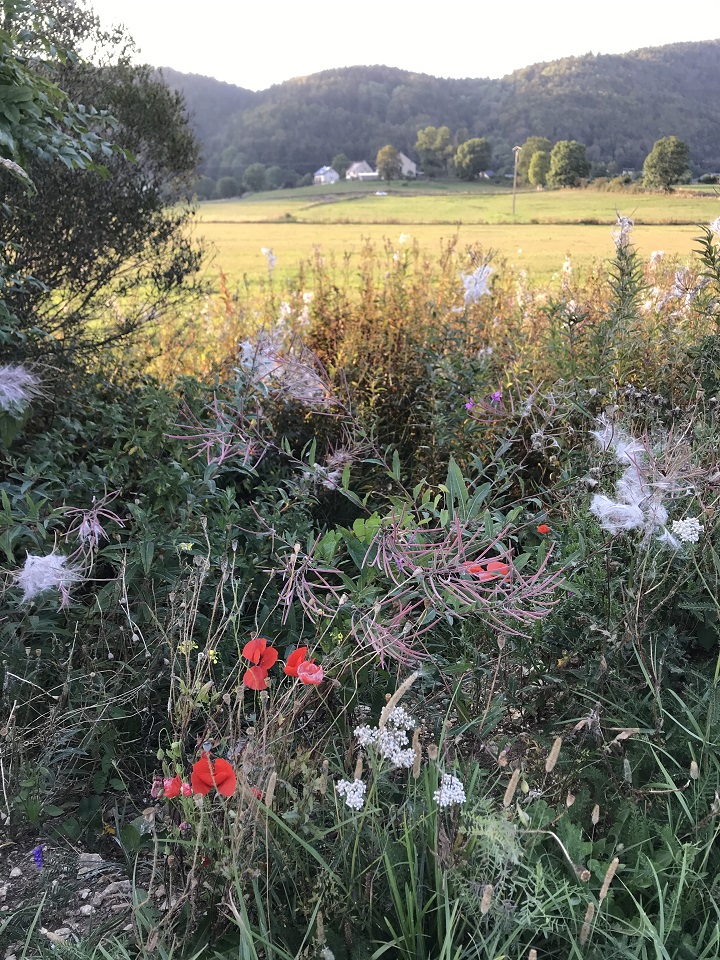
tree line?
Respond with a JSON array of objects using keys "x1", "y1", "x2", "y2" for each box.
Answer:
[{"x1": 163, "y1": 43, "x2": 720, "y2": 194}]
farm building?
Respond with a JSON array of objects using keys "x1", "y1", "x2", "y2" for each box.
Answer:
[
  {"x1": 399, "y1": 153, "x2": 418, "y2": 178},
  {"x1": 313, "y1": 166, "x2": 340, "y2": 185},
  {"x1": 346, "y1": 160, "x2": 374, "y2": 180}
]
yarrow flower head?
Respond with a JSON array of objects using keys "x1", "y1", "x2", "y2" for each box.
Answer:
[
  {"x1": 461, "y1": 264, "x2": 493, "y2": 307},
  {"x1": 671, "y1": 517, "x2": 704, "y2": 544},
  {"x1": 0, "y1": 364, "x2": 41, "y2": 414},
  {"x1": 710, "y1": 216, "x2": 720, "y2": 238},
  {"x1": 353, "y1": 704, "x2": 416, "y2": 769},
  {"x1": 335, "y1": 777, "x2": 366, "y2": 810},
  {"x1": 433, "y1": 773, "x2": 466, "y2": 808},
  {"x1": 16, "y1": 553, "x2": 81, "y2": 606}
]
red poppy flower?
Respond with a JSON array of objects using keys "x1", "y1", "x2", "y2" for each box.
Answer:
[
  {"x1": 284, "y1": 646, "x2": 308, "y2": 677},
  {"x1": 242, "y1": 636, "x2": 268, "y2": 663},
  {"x1": 463, "y1": 559, "x2": 510, "y2": 581},
  {"x1": 243, "y1": 665, "x2": 269, "y2": 690},
  {"x1": 191, "y1": 754, "x2": 237, "y2": 796},
  {"x1": 297, "y1": 661, "x2": 324, "y2": 685},
  {"x1": 242, "y1": 636, "x2": 278, "y2": 671},
  {"x1": 250, "y1": 787, "x2": 263, "y2": 800},
  {"x1": 163, "y1": 775, "x2": 182, "y2": 798},
  {"x1": 537, "y1": 523, "x2": 551, "y2": 535}
]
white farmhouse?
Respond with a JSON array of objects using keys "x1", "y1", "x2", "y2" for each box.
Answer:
[
  {"x1": 399, "y1": 153, "x2": 417, "y2": 178},
  {"x1": 346, "y1": 160, "x2": 374, "y2": 180},
  {"x1": 313, "y1": 166, "x2": 340, "y2": 185}
]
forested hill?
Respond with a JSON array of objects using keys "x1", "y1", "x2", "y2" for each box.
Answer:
[{"x1": 161, "y1": 40, "x2": 720, "y2": 179}]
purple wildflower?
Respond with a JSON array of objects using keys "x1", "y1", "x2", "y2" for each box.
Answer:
[
  {"x1": 489, "y1": 391, "x2": 502, "y2": 404},
  {"x1": 31, "y1": 844, "x2": 43, "y2": 869},
  {"x1": 465, "y1": 398, "x2": 475, "y2": 411}
]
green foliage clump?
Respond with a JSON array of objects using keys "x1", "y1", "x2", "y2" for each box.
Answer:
[
  {"x1": 5, "y1": 39, "x2": 720, "y2": 957},
  {"x1": 548, "y1": 140, "x2": 590, "y2": 187},
  {"x1": 643, "y1": 135, "x2": 691, "y2": 191}
]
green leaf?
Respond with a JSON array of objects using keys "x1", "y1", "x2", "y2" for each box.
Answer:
[{"x1": 139, "y1": 539, "x2": 155, "y2": 573}]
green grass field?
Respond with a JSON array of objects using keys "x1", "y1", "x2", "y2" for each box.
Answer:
[{"x1": 196, "y1": 182, "x2": 720, "y2": 285}]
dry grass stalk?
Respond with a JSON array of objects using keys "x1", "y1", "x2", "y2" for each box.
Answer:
[
  {"x1": 580, "y1": 902, "x2": 595, "y2": 944},
  {"x1": 480, "y1": 884, "x2": 493, "y2": 915},
  {"x1": 503, "y1": 767, "x2": 521, "y2": 808},
  {"x1": 599, "y1": 857, "x2": 620, "y2": 904},
  {"x1": 412, "y1": 727, "x2": 422, "y2": 779},
  {"x1": 354, "y1": 755, "x2": 363, "y2": 780},
  {"x1": 545, "y1": 736, "x2": 562, "y2": 773},
  {"x1": 591, "y1": 803, "x2": 600, "y2": 825},
  {"x1": 264, "y1": 771, "x2": 277, "y2": 810},
  {"x1": 378, "y1": 671, "x2": 420, "y2": 728}
]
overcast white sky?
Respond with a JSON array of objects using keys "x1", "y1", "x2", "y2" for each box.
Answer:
[{"x1": 89, "y1": 0, "x2": 720, "y2": 90}]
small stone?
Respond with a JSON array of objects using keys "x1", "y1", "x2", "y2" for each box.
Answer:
[
  {"x1": 77, "y1": 852, "x2": 103, "y2": 877},
  {"x1": 79, "y1": 888, "x2": 90, "y2": 899},
  {"x1": 78, "y1": 904, "x2": 94, "y2": 916},
  {"x1": 0, "y1": 884, "x2": 7, "y2": 901},
  {"x1": 9, "y1": 868, "x2": 22, "y2": 879},
  {"x1": 102, "y1": 880, "x2": 131, "y2": 897}
]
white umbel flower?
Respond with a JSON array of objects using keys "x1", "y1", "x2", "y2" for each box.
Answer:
[
  {"x1": 433, "y1": 773, "x2": 466, "y2": 808},
  {"x1": 354, "y1": 705, "x2": 416, "y2": 769},
  {"x1": 336, "y1": 778, "x2": 366, "y2": 810},
  {"x1": 710, "y1": 216, "x2": 720, "y2": 238},
  {"x1": 16, "y1": 553, "x2": 81, "y2": 604},
  {"x1": 671, "y1": 517, "x2": 704, "y2": 543},
  {"x1": 354, "y1": 724, "x2": 379, "y2": 747},
  {"x1": 0, "y1": 364, "x2": 41, "y2": 413}
]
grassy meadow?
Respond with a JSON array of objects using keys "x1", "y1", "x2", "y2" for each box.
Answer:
[{"x1": 197, "y1": 181, "x2": 720, "y2": 284}]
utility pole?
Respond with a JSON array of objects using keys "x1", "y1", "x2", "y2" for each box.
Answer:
[{"x1": 512, "y1": 145, "x2": 521, "y2": 216}]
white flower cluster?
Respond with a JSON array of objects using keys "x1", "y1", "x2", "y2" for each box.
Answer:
[
  {"x1": 710, "y1": 216, "x2": 720, "y2": 238},
  {"x1": 589, "y1": 416, "x2": 676, "y2": 546},
  {"x1": 16, "y1": 553, "x2": 81, "y2": 605},
  {"x1": 671, "y1": 517, "x2": 704, "y2": 544},
  {"x1": 353, "y1": 705, "x2": 416, "y2": 769},
  {"x1": 0, "y1": 364, "x2": 41, "y2": 414},
  {"x1": 433, "y1": 773, "x2": 466, "y2": 808},
  {"x1": 461, "y1": 264, "x2": 493, "y2": 306},
  {"x1": 335, "y1": 778, "x2": 366, "y2": 810}
]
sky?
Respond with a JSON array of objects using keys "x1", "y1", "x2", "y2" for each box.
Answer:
[{"x1": 89, "y1": 0, "x2": 720, "y2": 90}]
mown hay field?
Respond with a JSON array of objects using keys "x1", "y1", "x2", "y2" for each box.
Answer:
[{"x1": 196, "y1": 183, "x2": 719, "y2": 284}]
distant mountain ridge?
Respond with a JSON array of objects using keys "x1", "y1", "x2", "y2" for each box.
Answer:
[{"x1": 161, "y1": 40, "x2": 720, "y2": 180}]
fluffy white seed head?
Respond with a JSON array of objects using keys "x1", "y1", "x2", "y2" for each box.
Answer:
[
  {"x1": 0, "y1": 365, "x2": 41, "y2": 413},
  {"x1": 16, "y1": 553, "x2": 81, "y2": 603}
]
